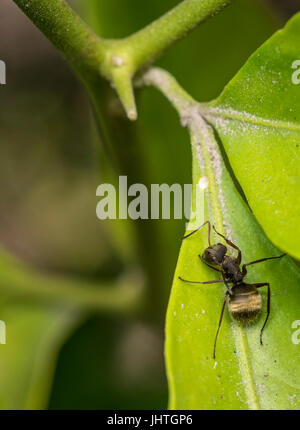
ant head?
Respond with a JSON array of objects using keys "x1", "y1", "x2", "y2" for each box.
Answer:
[{"x1": 203, "y1": 243, "x2": 227, "y2": 265}]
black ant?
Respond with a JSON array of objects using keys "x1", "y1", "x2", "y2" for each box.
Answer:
[{"x1": 178, "y1": 221, "x2": 286, "y2": 359}]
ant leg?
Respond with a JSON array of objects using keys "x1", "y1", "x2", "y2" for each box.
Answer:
[
  {"x1": 250, "y1": 282, "x2": 270, "y2": 345},
  {"x1": 182, "y1": 220, "x2": 211, "y2": 246},
  {"x1": 221, "y1": 273, "x2": 233, "y2": 296},
  {"x1": 242, "y1": 254, "x2": 285, "y2": 277},
  {"x1": 185, "y1": 260, "x2": 233, "y2": 295},
  {"x1": 178, "y1": 277, "x2": 225, "y2": 285},
  {"x1": 213, "y1": 293, "x2": 229, "y2": 359},
  {"x1": 212, "y1": 225, "x2": 242, "y2": 265},
  {"x1": 198, "y1": 255, "x2": 222, "y2": 273}
]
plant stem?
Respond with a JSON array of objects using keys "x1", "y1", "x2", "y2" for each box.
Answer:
[
  {"x1": 0, "y1": 250, "x2": 144, "y2": 314},
  {"x1": 120, "y1": 0, "x2": 231, "y2": 71},
  {"x1": 101, "y1": 0, "x2": 231, "y2": 117},
  {"x1": 13, "y1": 0, "x2": 231, "y2": 119},
  {"x1": 139, "y1": 68, "x2": 196, "y2": 115}
]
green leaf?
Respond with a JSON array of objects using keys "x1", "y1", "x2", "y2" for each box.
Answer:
[
  {"x1": 0, "y1": 240, "x2": 144, "y2": 410},
  {"x1": 203, "y1": 12, "x2": 300, "y2": 260},
  {"x1": 166, "y1": 118, "x2": 300, "y2": 409},
  {"x1": 0, "y1": 301, "x2": 78, "y2": 409}
]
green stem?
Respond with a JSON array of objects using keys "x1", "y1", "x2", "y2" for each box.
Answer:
[
  {"x1": 121, "y1": 0, "x2": 231, "y2": 71},
  {"x1": 140, "y1": 68, "x2": 195, "y2": 112},
  {"x1": 13, "y1": 0, "x2": 231, "y2": 119},
  {"x1": 0, "y1": 250, "x2": 144, "y2": 314},
  {"x1": 101, "y1": 0, "x2": 231, "y2": 117}
]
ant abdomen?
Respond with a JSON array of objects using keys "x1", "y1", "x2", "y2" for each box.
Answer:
[{"x1": 228, "y1": 284, "x2": 262, "y2": 323}]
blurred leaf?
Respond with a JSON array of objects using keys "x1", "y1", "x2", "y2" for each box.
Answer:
[
  {"x1": 166, "y1": 123, "x2": 300, "y2": 409},
  {"x1": 0, "y1": 300, "x2": 78, "y2": 409},
  {"x1": 49, "y1": 317, "x2": 167, "y2": 409},
  {"x1": 205, "y1": 12, "x2": 300, "y2": 259}
]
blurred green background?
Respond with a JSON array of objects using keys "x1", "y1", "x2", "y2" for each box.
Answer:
[{"x1": 0, "y1": 0, "x2": 296, "y2": 410}]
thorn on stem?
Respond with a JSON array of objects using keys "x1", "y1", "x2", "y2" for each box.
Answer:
[
  {"x1": 112, "y1": 73, "x2": 138, "y2": 121},
  {"x1": 128, "y1": 109, "x2": 137, "y2": 121}
]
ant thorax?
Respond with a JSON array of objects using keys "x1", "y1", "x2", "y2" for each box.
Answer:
[{"x1": 221, "y1": 255, "x2": 243, "y2": 283}]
